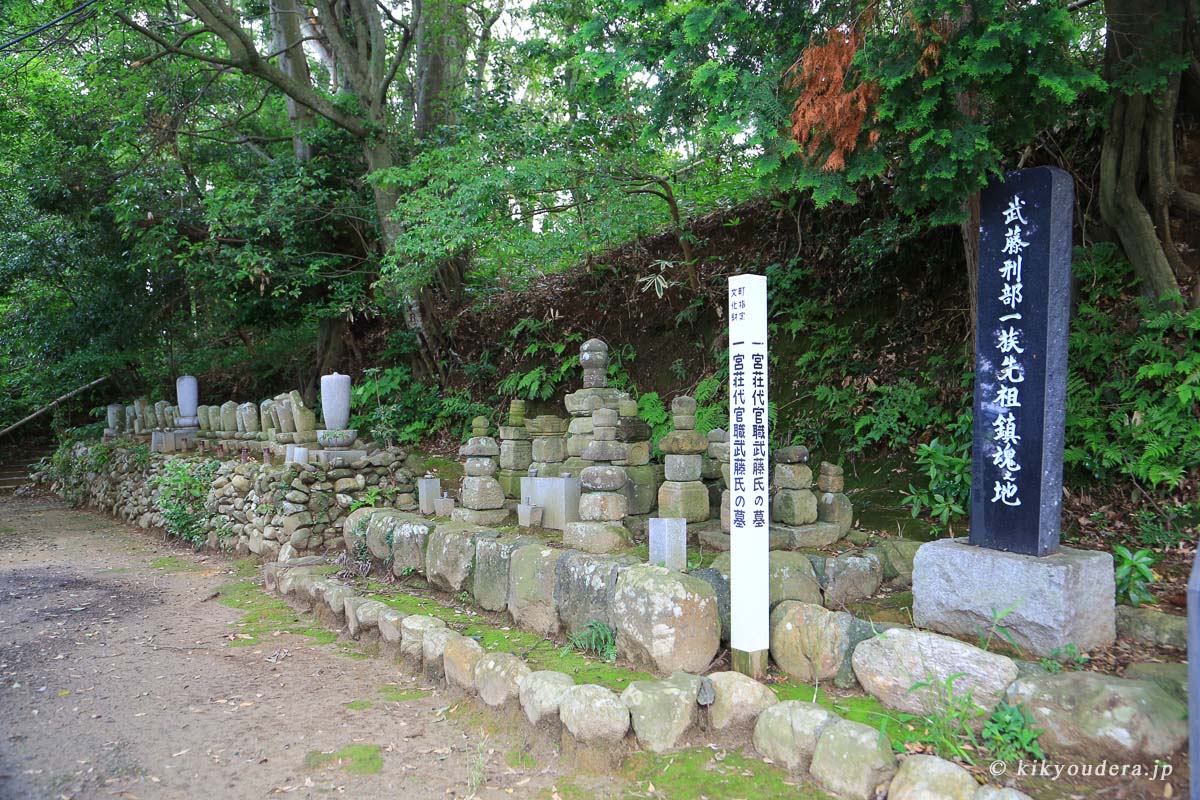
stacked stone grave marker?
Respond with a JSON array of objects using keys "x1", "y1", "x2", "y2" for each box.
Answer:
[
  {"x1": 526, "y1": 414, "x2": 569, "y2": 476},
  {"x1": 565, "y1": 402, "x2": 631, "y2": 553},
  {"x1": 452, "y1": 416, "x2": 508, "y2": 525},
  {"x1": 656, "y1": 396, "x2": 710, "y2": 523},
  {"x1": 913, "y1": 166, "x2": 1116, "y2": 657},
  {"x1": 613, "y1": 398, "x2": 660, "y2": 518},
  {"x1": 313, "y1": 373, "x2": 365, "y2": 465},
  {"x1": 702, "y1": 428, "x2": 727, "y2": 507},
  {"x1": 497, "y1": 399, "x2": 532, "y2": 498},
  {"x1": 816, "y1": 462, "x2": 854, "y2": 537},
  {"x1": 561, "y1": 339, "x2": 630, "y2": 477}
]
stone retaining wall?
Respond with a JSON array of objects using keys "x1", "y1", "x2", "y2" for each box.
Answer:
[{"x1": 42, "y1": 443, "x2": 416, "y2": 558}]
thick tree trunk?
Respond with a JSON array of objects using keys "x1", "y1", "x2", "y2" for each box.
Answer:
[
  {"x1": 363, "y1": 141, "x2": 449, "y2": 383},
  {"x1": 1099, "y1": 0, "x2": 1193, "y2": 308},
  {"x1": 413, "y1": 0, "x2": 469, "y2": 137},
  {"x1": 270, "y1": 0, "x2": 314, "y2": 161}
]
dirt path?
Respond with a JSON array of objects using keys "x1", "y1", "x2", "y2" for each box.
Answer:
[{"x1": 0, "y1": 495, "x2": 575, "y2": 800}]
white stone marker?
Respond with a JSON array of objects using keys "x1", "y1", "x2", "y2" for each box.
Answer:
[
  {"x1": 320, "y1": 372, "x2": 352, "y2": 431},
  {"x1": 176, "y1": 375, "x2": 199, "y2": 426},
  {"x1": 728, "y1": 274, "x2": 770, "y2": 678},
  {"x1": 649, "y1": 517, "x2": 687, "y2": 572}
]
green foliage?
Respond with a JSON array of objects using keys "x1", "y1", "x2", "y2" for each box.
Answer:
[
  {"x1": 904, "y1": 672, "x2": 984, "y2": 764},
  {"x1": 565, "y1": 620, "x2": 618, "y2": 662},
  {"x1": 851, "y1": 380, "x2": 948, "y2": 454},
  {"x1": 153, "y1": 459, "x2": 220, "y2": 547},
  {"x1": 1064, "y1": 245, "x2": 1200, "y2": 501},
  {"x1": 1039, "y1": 643, "x2": 1088, "y2": 674},
  {"x1": 1113, "y1": 545, "x2": 1158, "y2": 607},
  {"x1": 780, "y1": 0, "x2": 1103, "y2": 219},
  {"x1": 349, "y1": 487, "x2": 385, "y2": 513},
  {"x1": 981, "y1": 701, "x2": 1045, "y2": 762},
  {"x1": 352, "y1": 365, "x2": 491, "y2": 444},
  {"x1": 902, "y1": 435, "x2": 972, "y2": 534}
]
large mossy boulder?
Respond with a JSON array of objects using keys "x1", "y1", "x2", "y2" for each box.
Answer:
[
  {"x1": 611, "y1": 564, "x2": 720, "y2": 674},
  {"x1": 1005, "y1": 672, "x2": 1188, "y2": 761}
]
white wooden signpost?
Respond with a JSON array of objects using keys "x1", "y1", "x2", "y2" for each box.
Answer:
[{"x1": 728, "y1": 274, "x2": 770, "y2": 678}]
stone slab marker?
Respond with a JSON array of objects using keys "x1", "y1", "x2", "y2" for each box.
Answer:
[
  {"x1": 914, "y1": 167, "x2": 1115, "y2": 657},
  {"x1": 970, "y1": 166, "x2": 1072, "y2": 556},
  {"x1": 728, "y1": 273, "x2": 769, "y2": 678},
  {"x1": 648, "y1": 518, "x2": 686, "y2": 572}
]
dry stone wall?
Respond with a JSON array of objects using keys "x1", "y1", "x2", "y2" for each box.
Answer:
[{"x1": 41, "y1": 443, "x2": 417, "y2": 558}]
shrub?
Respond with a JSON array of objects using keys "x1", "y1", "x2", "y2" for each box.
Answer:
[{"x1": 153, "y1": 458, "x2": 220, "y2": 547}]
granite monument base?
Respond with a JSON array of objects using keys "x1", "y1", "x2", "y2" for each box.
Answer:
[{"x1": 912, "y1": 538, "x2": 1115, "y2": 657}]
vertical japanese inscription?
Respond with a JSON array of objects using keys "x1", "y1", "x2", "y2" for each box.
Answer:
[
  {"x1": 729, "y1": 274, "x2": 769, "y2": 655},
  {"x1": 970, "y1": 167, "x2": 1073, "y2": 556}
]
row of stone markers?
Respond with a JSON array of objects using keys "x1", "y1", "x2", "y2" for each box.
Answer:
[
  {"x1": 428, "y1": 338, "x2": 862, "y2": 562},
  {"x1": 103, "y1": 372, "x2": 373, "y2": 466},
  {"x1": 262, "y1": 538, "x2": 1087, "y2": 800}
]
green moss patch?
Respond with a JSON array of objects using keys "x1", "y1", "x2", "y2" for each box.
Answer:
[
  {"x1": 624, "y1": 748, "x2": 832, "y2": 799},
  {"x1": 303, "y1": 744, "x2": 384, "y2": 775},
  {"x1": 377, "y1": 684, "x2": 431, "y2": 702},
  {"x1": 505, "y1": 743, "x2": 536, "y2": 770},
  {"x1": 216, "y1": 578, "x2": 340, "y2": 647},
  {"x1": 150, "y1": 556, "x2": 201, "y2": 573},
  {"x1": 344, "y1": 699, "x2": 373, "y2": 711},
  {"x1": 365, "y1": 587, "x2": 654, "y2": 691}
]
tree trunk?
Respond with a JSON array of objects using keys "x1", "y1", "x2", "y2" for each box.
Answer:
[
  {"x1": 270, "y1": 0, "x2": 314, "y2": 161},
  {"x1": 1099, "y1": 0, "x2": 1193, "y2": 308},
  {"x1": 961, "y1": 191, "x2": 980, "y2": 337},
  {"x1": 414, "y1": 0, "x2": 469, "y2": 137},
  {"x1": 363, "y1": 141, "x2": 449, "y2": 382}
]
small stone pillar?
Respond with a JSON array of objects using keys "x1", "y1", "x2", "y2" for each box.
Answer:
[
  {"x1": 288, "y1": 390, "x2": 318, "y2": 444},
  {"x1": 649, "y1": 517, "x2": 687, "y2": 571},
  {"x1": 816, "y1": 462, "x2": 854, "y2": 537},
  {"x1": 452, "y1": 416, "x2": 508, "y2": 526},
  {"x1": 497, "y1": 400, "x2": 532, "y2": 498},
  {"x1": 237, "y1": 402, "x2": 261, "y2": 439},
  {"x1": 526, "y1": 414, "x2": 569, "y2": 475},
  {"x1": 614, "y1": 399, "x2": 659, "y2": 516},
  {"x1": 260, "y1": 399, "x2": 276, "y2": 441},
  {"x1": 771, "y1": 448, "x2": 817, "y2": 527},
  {"x1": 197, "y1": 405, "x2": 211, "y2": 433},
  {"x1": 219, "y1": 401, "x2": 239, "y2": 439},
  {"x1": 154, "y1": 400, "x2": 171, "y2": 429},
  {"x1": 272, "y1": 392, "x2": 297, "y2": 442},
  {"x1": 565, "y1": 404, "x2": 631, "y2": 553},
  {"x1": 175, "y1": 375, "x2": 199, "y2": 427},
  {"x1": 104, "y1": 404, "x2": 125, "y2": 439},
  {"x1": 656, "y1": 396, "x2": 710, "y2": 523}
]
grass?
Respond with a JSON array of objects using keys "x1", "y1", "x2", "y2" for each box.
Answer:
[
  {"x1": 150, "y1": 555, "x2": 201, "y2": 573},
  {"x1": 345, "y1": 699, "x2": 373, "y2": 711},
  {"x1": 216, "y1": 577, "x2": 339, "y2": 647},
  {"x1": 505, "y1": 743, "x2": 537, "y2": 770},
  {"x1": 767, "y1": 676, "x2": 933, "y2": 751},
  {"x1": 624, "y1": 748, "x2": 833, "y2": 799},
  {"x1": 303, "y1": 744, "x2": 384, "y2": 775},
  {"x1": 377, "y1": 684, "x2": 431, "y2": 702}
]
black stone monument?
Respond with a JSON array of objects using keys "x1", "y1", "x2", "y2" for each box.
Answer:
[{"x1": 969, "y1": 166, "x2": 1073, "y2": 557}]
